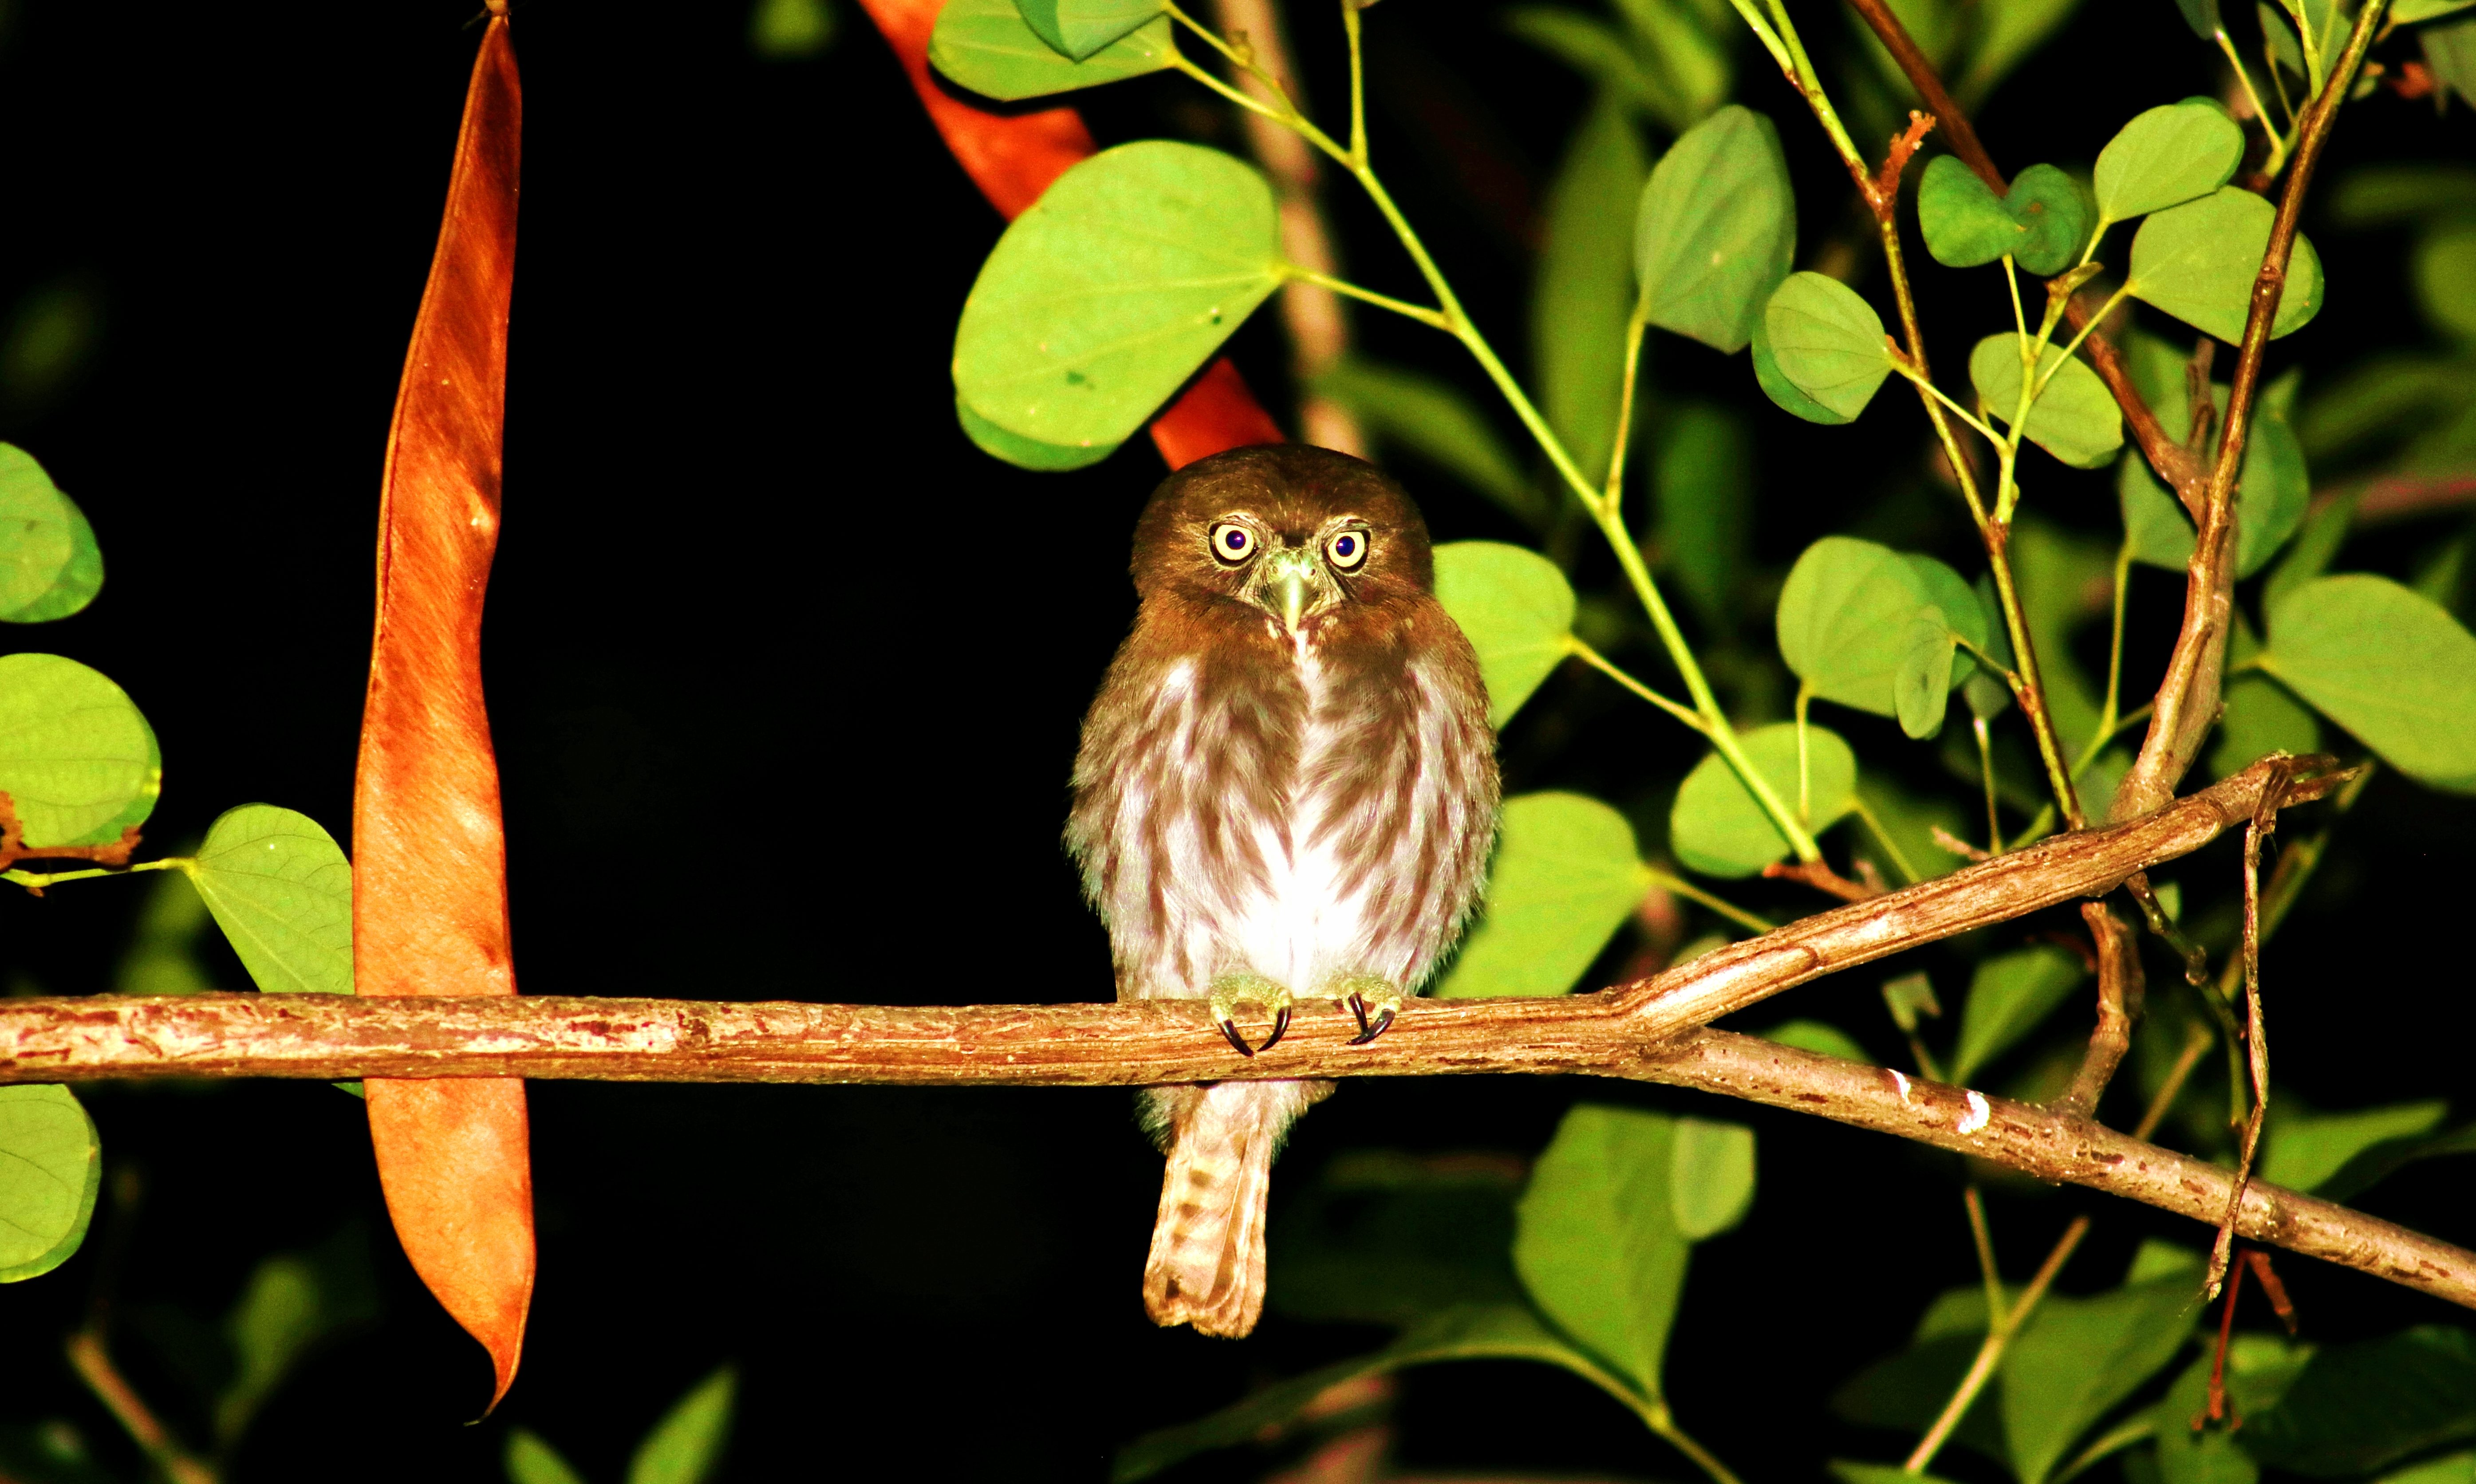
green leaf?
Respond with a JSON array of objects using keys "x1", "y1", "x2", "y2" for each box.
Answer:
[
  {"x1": 1013, "y1": 0, "x2": 1162, "y2": 60},
  {"x1": 1908, "y1": 555, "x2": 1987, "y2": 685},
  {"x1": 1315, "y1": 360, "x2": 1537, "y2": 525},
  {"x1": 1752, "y1": 302, "x2": 1854, "y2": 425},
  {"x1": 506, "y1": 1431, "x2": 589, "y2": 1484},
  {"x1": 1431, "y1": 542, "x2": 1575, "y2": 728},
  {"x1": 2262, "y1": 1, "x2": 2306, "y2": 75},
  {"x1": 2317, "y1": 1123, "x2": 2476, "y2": 1204},
  {"x1": 218, "y1": 1255, "x2": 325, "y2": 1445},
  {"x1": 1833, "y1": 1464, "x2": 1965, "y2": 1484},
  {"x1": 2093, "y1": 101, "x2": 2245, "y2": 224},
  {"x1": 2174, "y1": 0, "x2": 2224, "y2": 38},
  {"x1": 0, "y1": 446, "x2": 102, "y2": 625},
  {"x1": 1853, "y1": 773, "x2": 1970, "y2": 885},
  {"x1": 1894, "y1": 610, "x2": 1957, "y2": 739},
  {"x1": 1515, "y1": 1105, "x2": 1689, "y2": 1399},
  {"x1": 2400, "y1": 0, "x2": 2476, "y2": 21},
  {"x1": 954, "y1": 393, "x2": 1119, "y2": 471},
  {"x1": 1917, "y1": 157, "x2": 2090, "y2": 276},
  {"x1": 0, "y1": 653, "x2": 159, "y2": 849},
  {"x1": 2262, "y1": 575, "x2": 2476, "y2": 790},
  {"x1": 1969, "y1": 334, "x2": 2124, "y2": 468},
  {"x1": 2330, "y1": 164, "x2": 2476, "y2": 227},
  {"x1": 1762, "y1": 272, "x2": 1896, "y2": 422},
  {"x1": 2243, "y1": 1327, "x2": 2476, "y2": 1477},
  {"x1": 1951, "y1": 945, "x2": 2087, "y2": 1084},
  {"x1": 1668, "y1": 1117, "x2": 1755, "y2": 1240},
  {"x1": 2417, "y1": 222, "x2": 2476, "y2": 342},
  {"x1": 1111, "y1": 1303, "x2": 1636, "y2": 1483},
  {"x1": 1777, "y1": 536, "x2": 1936, "y2": 716},
  {"x1": 1506, "y1": 9, "x2": 1689, "y2": 133},
  {"x1": 185, "y1": 806, "x2": 353, "y2": 997},
  {"x1": 1958, "y1": 0, "x2": 2085, "y2": 103},
  {"x1": 1833, "y1": 1291, "x2": 2008, "y2": 1462},
  {"x1": 2003, "y1": 1254, "x2": 2205, "y2": 1484},
  {"x1": 2012, "y1": 520, "x2": 2108, "y2": 756},
  {"x1": 2263, "y1": 490, "x2": 2355, "y2": 621},
  {"x1": 2121, "y1": 452, "x2": 2196, "y2": 570},
  {"x1": 2153, "y1": 1340, "x2": 2317, "y2": 1484},
  {"x1": 2378, "y1": 1453, "x2": 2476, "y2": 1484},
  {"x1": 1536, "y1": 95, "x2": 1652, "y2": 483},
  {"x1": 1670, "y1": 721, "x2": 1856, "y2": 876},
  {"x1": 2129, "y1": 187, "x2": 2324, "y2": 345},
  {"x1": 929, "y1": 0, "x2": 1174, "y2": 99},
  {"x1": 2209, "y1": 675, "x2": 2319, "y2": 778},
  {"x1": 1633, "y1": 105, "x2": 1795, "y2": 354},
  {"x1": 1762, "y1": 1018, "x2": 1873, "y2": 1062},
  {"x1": 1434, "y1": 793, "x2": 1646, "y2": 1000},
  {"x1": 629, "y1": 1366, "x2": 736, "y2": 1484},
  {"x1": 1651, "y1": 405, "x2": 1751, "y2": 627},
  {"x1": 953, "y1": 142, "x2": 1281, "y2": 449},
  {"x1": 0, "y1": 1085, "x2": 100, "y2": 1283},
  {"x1": 1270, "y1": 1151, "x2": 1525, "y2": 1326},
  {"x1": 2428, "y1": 16, "x2": 2476, "y2": 112},
  {"x1": 2263, "y1": 1101, "x2": 2448, "y2": 1193}
]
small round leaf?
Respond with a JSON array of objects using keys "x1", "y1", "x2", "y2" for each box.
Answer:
[
  {"x1": 0, "y1": 445, "x2": 100, "y2": 623},
  {"x1": 2093, "y1": 101, "x2": 2245, "y2": 224},
  {"x1": 1434, "y1": 793, "x2": 1646, "y2": 1001},
  {"x1": 954, "y1": 142, "x2": 1283, "y2": 449},
  {"x1": 2128, "y1": 186, "x2": 2323, "y2": 344},
  {"x1": 0, "y1": 653, "x2": 160, "y2": 849},
  {"x1": 1776, "y1": 536, "x2": 1929, "y2": 716},
  {"x1": 1761, "y1": 273, "x2": 1894, "y2": 423},
  {"x1": 1013, "y1": 0, "x2": 1164, "y2": 60},
  {"x1": 1750, "y1": 307, "x2": 1852, "y2": 425},
  {"x1": 1632, "y1": 105, "x2": 1796, "y2": 355},
  {"x1": 955, "y1": 394, "x2": 1119, "y2": 471},
  {"x1": 0, "y1": 1084, "x2": 101, "y2": 1283},
  {"x1": 1433, "y1": 542, "x2": 1576, "y2": 728},
  {"x1": 930, "y1": 0, "x2": 1175, "y2": 100},
  {"x1": 2262, "y1": 574, "x2": 2476, "y2": 790},
  {"x1": 1917, "y1": 158, "x2": 2090, "y2": 276},
  {"x1": 1670, "y1": 721, "x2": 1857, "y2": 877},
  {"x1": 1967, "y1": 334, "x2": 2124, "y2": 468},
  {"x1": 187, "y1": 805, "x2": 354, "y2": 996}
]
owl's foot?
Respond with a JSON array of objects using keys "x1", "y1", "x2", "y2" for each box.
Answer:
[
  {"x1": 1206, "y1": 973, "x2": 1293, "y2": 1058},
  {"x1": 1330, "y1": 975, "x2": 1405, "y2": 1046}
]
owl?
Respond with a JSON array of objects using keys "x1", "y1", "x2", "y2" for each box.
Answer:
[{"x1": 1066, "y1": 444, "x2": 1500, "y2": 1338}]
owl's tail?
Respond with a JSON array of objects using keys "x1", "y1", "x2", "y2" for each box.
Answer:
[{"x1": 1140, "y1": 1079, "x2": 1332, "y2": 1338}]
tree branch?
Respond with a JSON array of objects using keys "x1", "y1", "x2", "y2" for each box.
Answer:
[
  {"x1": 4, "y1": 763, "x2": 2455, "y2": 1306},
  {"x1": 2112, "y1": 0, "x2": 2389, "y2": 821}
]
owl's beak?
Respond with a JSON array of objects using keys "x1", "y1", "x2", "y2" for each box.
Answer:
[{"x1": 1251, "y1": 546, "x2": 1333, "y2": 636}]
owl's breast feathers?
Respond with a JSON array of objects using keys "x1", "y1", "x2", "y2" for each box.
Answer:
[{"x1": 1067, "y1": 585, "x2": 1498, "y2": 1003}]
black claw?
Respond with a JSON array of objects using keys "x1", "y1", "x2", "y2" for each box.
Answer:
[
  {"x1": 1219, "y1": 1019, "x2": 1257, "y2": 1058},
  {"x1": 1347, "y1": 992, "x2": 1372, "y2": 1038},
  {"x1": 1258, "y1": 1005, "x2": 1292, "y2": 1053},
  {"x1": 1346, "y1": 1007, "x2": 1397, "y2": 1047}
]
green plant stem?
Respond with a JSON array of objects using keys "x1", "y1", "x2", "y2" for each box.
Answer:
[
  {"x1": 1890, "y1": 362, "x2": 2000, "y2": 446},
  {"x1": 1906, "y1": 1213, "x2": 2090, "y2": 1473},
  {"x1": 2216, "y1": 28, "x2": 2290, "y2": 173},
  {"x1": 2053, "y1": 1418, "x2": 2160, "y2": 1484},
  {"x1": 1174, "y1": 0, "x2": 1819, "y2": 860},
  {"x1": 1342, "y1": 0, "x2": 1367, "y2": 164},
  {"x1": 1644, "y1": 864, "x2": 1777, "y2": 934},
  {"x1": 1987, "y1": 545, "x2": 2088, "y2": 828},
  {"x1": 3, "y1": 858, "x2": 183, "y2": 890},
  {"x1": 1281, "y1": 265, "x2": 1449, "y2": 328},
  {"x1": 2039, "y1": 284, "x2": 2136, "y2": 396},
  {"x1": 1973, "y1": 714, "x2": 2001, "y2": 853},
  {"x1": 67, "y1": 1330, "x2": 219, "y2": 1484},
  {"x1": 1604, "y1": 303, "x2": 1652, "y2": 506},
  {"x1": 2099, "y1": 541, "x2": 2134, "y2": 745},
  {"x1": 1569, "y1": 636, "x2": 1706, "y2": 732},
  {"x1": 1964, "y1": 1185, "x2": 2004, "y2": 1317},
  {"x1": 1644, "y1": 1399, "x2": 1748, "y2": 1484},
  {"x1": 1851, "y1": 795, "x2": 1921, "y2": 885}
]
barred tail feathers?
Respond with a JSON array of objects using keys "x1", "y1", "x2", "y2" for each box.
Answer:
[{"x1": 1141, "y1": 1079, "x2": 1329, "y2": 1338}]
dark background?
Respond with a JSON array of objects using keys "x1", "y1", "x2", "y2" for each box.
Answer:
[{"x1": 0, "y1": 0, "x2": 2469, "y2": 1478}]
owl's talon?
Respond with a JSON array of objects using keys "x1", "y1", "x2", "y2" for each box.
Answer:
[
  {"x1": 1332, "y1": 976, "x2": 1404, "y2": 1047},
  {"x1": 1206, "y1": 973, "x2": 1291, "y2": 1058},
  {"x1": 1346, "y1": 1006, "x2": 1397, "y2": 1046}
]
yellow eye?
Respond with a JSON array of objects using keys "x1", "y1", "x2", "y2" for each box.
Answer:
[
  {"x1": 1326, "y1": 528, "x2": 1370, "y2": 571},
  {"x1": 1209, "y1": 523, "x2": 1256, "y2": 564}
]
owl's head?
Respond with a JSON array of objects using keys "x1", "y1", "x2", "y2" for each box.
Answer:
[{"x1": 1130, "y1": 445, "x2": 1435, "y2": 636}]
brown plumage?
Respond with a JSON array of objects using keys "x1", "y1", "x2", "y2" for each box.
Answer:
[{"x1": 1066, "y1": 445, "x2": 1498, "y2": 1338}]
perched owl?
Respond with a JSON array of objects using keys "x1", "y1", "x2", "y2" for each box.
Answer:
[{"x1": 1066, "y1": 445, "x2": 1499, "y2": 1338}]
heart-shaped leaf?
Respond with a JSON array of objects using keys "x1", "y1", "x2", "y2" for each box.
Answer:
[
  {"x1": 1751, "y1": 306, "x2": 1853, "y2": 425},
  {"x1": 1917, "y1": 158, "x2": 2090, "y2": 276},
  {"x1": 954, "y1": 142, "x2": 1283, "y2": 449},
  {"x1": 0, "y1": 445, "x2": 103, "y2": 624},
  {"x1": 2262, "y1": 574, "x2": 2476, "y2": 791},
  {"x1": 1968, "y1": 334, "x2": 2124, "y2": 468},
  {"x1": 0, "y1": 1085, "x2": 100, "y2": 1283},
  {"x1": 1633, "y1": 105, "x2": 1796, "y2": 354},
  {"x1": 2176, "y1": 0, "x2": 2224, "y2": 38},
  {"x1": 184, "y1": 804, "x2": 354, "y2": 997},
  {"x1": 0, "y1": 652, "x2": 160, "y2": 849},
  {"x1": 1668, "y1": 1118, "x2": 1756, "y2": 1240},
  {"x1": 932, "y1": 0, "x2": 1175, "y2": 99},
  {"x1": 1778, "y1": 536, "x2": 1955, "y2": 716},
  {"x1": 1894, "y1": 610, "x2": 1958, "y2": 739},
  {"x1": 1434, "y1": 792, "x2": 1647, "y2": 1000},
  {"x1": 1514, "y1": 1105, "x2": 1691, "y2": 1398},
  {"x1": 1537, "y1": 96, "x2": 1651, "y2": 484},
  {"x1": 1432, "y1": 542, "x2": 1576, "y2": 727},
  {"x1": 1671, "y1": 721, "x2": 1856, "y2": 876},
  {"x1": 2129, "y1": 186, "x2": 2323, "y2": 344},
  {"x1": 1013, "y1": 0, "x2": 1163, "y2": 60},
  {"x1": 2093, "y1": 100, "x2": 2245, "y2": 224},
  {"x1": 955, "y1": 394, "x2": 1119, "y2": 471},
  {"x1": 1761, "y1": 273, "x2": 1896, "y2": 422}
]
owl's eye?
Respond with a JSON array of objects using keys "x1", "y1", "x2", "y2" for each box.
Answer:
[
  {"x1": 1209, "y1": 523, "x2": 1257, "y2": 564},
  {"x1": 1326, "y1": 528, "x2": 1371, "y2": 571}
]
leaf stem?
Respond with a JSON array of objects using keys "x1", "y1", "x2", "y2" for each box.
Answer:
[
  {"x1": 1569, "y1": 636, "x2": 1707, "y2": 732},
  {"x1": 1281, "y1": 265, "x2": 1449, "y2": 328},
  {"x1": 3, "y1": 858, "x2": 184, "y2": 890},
  {"x1": 1604, "y1": 303, "x2": 1652, "y2": 508},
  {"x1": 1906, "y1": 1213, "x2": 2090, "y2": 1473},
  {"x1": 1643, "y1": 864, "x2": 1778, "y2": 935},
  {"x1": 2216, "y1": 28, "x2": 2290, "y2": 175},
  {"x1": 1974, "y1": 714, "x2": 2001, "y2": 853},
  {"x1": 1644, "y1": 1400, "x2": 1748, "y2": 1484}
]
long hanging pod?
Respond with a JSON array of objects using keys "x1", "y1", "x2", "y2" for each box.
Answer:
[{"x1": 354, "y1": 0, "x2": 533, "y2": 1412}]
